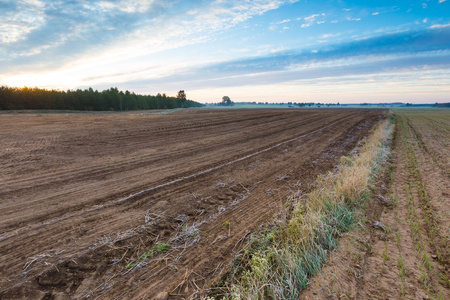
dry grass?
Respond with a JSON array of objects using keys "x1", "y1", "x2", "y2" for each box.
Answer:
[{"x1": 214, "y1": 117, "x2": 393, "y2": 299}]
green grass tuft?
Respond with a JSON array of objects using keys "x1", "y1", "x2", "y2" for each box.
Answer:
[{"x1": 126, "y1": 243, "x2": 170, "y2": 270}]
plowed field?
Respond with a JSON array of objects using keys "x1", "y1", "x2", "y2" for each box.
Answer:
[{"x1": 0, "y1": 108, "x2": 385, "y2": 299}]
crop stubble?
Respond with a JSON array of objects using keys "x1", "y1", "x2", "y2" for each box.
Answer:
[{"x1": 0, "y1": 108, "x2": 385, "y2": 299}]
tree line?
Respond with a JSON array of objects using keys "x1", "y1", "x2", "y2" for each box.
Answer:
[{"x1": 0, "y1": 86, "x2": 203, "y2": 111}]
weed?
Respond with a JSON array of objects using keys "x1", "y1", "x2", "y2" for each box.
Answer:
[
  {"x1": 340, "y1": 155, "x2": 352, "y2": 166},
  {"x1": 382, "y1": 248, "x2": 390, "y2": 261},
  {"x1": 395, "y1": 231, "x2": 402, "y2": 250},
  {"x1": 126, "y1": 243, "x2": 170, "y2": 269},
  {"x1": 397, "y1": 256, "x2": 407, "y2": 299}
]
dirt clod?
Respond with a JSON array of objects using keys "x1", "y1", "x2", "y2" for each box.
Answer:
[{"x1": 153, "y1": 291, "x2": 169, "y2": 300}]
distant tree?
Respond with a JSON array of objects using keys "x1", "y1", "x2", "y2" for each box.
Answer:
[
  {"x1": 221, "y1": 96, "x2": 233, "y2": 106},
  {"x1": 177, "y1": 90, "x2": 186, "y2": 107}
]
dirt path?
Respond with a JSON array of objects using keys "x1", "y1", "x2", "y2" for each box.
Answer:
[
  {"x1": 0, "y1": 108, "x2": 384, "y2": 299},
  {"x1": 302, "y1": 109, "x2": 449, "y2": 300}
]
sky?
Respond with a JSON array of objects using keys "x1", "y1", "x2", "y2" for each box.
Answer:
[{"x1": 1, "y1": 0, "x2": 450, "y2": 104}]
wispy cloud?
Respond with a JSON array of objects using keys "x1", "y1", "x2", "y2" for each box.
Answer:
[
  {"x1": 429, "y1": 23, "x2": 450, "y2": 29},
  {"x1": 123, "y1": 26, "x2": 450, "y2": 90},
  {"x1": 346, "y1": 16, "x2": 361, "y2": 21},
  {"x1": 277, "y1": 19, "x2": 291, "y2": 24},
  {"x1": 0, "y1": 0, "x2": 169, "y2": 73},
  {"x1": 300, "y1": 13, "x2": 326, "y2": 28},
  {"x1": 0, "y1": 0, "x2": 46, "y2": 44},
  {"x1": 86, "y1": 0, "x2": 157, "y2": 13},
  {"x1": 0, "y1": 0, "x2": 292, "y2": 74},
  {"x1": 320, "y1": 33, "x2": 341, "y2": 39}
]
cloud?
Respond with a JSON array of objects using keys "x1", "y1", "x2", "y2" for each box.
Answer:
[
  {"x1": 0, "y1": 0, "x2": 293, "y2": 74},
  {"x1": 346, "y1": 16, "x2": 361, "y2": 21},
  {"x1": 122, "y1": 26, "x2": 450, "y2": 90},
  {"x1": 0, "y1": 0, "x2": 168, "y2": 72},
  {"x1": 304, "y1": 14, "x2": 320, "y2": 21},
  {"x1": 216, "y1": 27, "x2": 449, "y2": 73},
  {"x1": 320, "y1": 33, "x2": 341, "y2": 39},
  {"x1": 127, "y1": 53, "x2": 450, "y2": 96},
  {"x1": 300, "y1": 12, "x2": 326, "y2": 28},
  {"x1": 0, "y1": 0, "x2": 46, "y2": 44},
  {"x1": 429, "y1": 23, "x2": 450, "y2": 29},
  {"x1": 93, "y1": 0, "x2": 156, "y2": 13},
  {"x1": 277, "y1": 19, "x2": 291, "y2": 24}
]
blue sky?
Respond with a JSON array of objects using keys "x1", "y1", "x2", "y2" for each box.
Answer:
[{"x1": 1, "y1": 0, "x2": 449, "y2": 103}]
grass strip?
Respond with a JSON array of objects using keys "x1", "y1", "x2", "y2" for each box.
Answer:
[{"x1": 215, "y1": 117, "x2": 393, "y2": 299}]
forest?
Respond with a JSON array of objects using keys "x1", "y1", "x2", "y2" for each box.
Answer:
[{"x1": 0, "y1": 86, "x2": 203, "y2": 111}]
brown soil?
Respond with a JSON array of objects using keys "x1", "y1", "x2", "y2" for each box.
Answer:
[
  {"x1": 0, "y1": 108, "x2": 385, "y2": 299},
  {"x1": 302, "y1": 109, "x2": 449, "y2": 300}
]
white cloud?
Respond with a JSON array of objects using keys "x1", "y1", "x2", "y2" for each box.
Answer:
[
  {"x1": 346, "y1": 16, "x2": 362, "y2": 21},
  {"x1": 372, "y1": 12, "x2": 379, "y2": 16},
  {"x1": 429, "y1": 23, "x2": 450, "y2": 28},
  {"x1": 3, "y1": 0, "x2": 295, "y2": 86},
  {"x1": 0, "y1": 0, "x2": 46, "y2": 44},
  {"x1": 278, "y1": 19, "x2": 291, "y2": 24},
  {"x1": 304, "y1": 13, "x2": 320, "y2": 21},
  {"x1": 301, "y1": 12, "x2": 326, "y2": 28},
  {"x1": 95, "y1": 0, "x2": 157, "y2": 13},
  {"x1": 439, "y1": 0, "x2": 447, "y2": 3},
  {"x1": 320, "y1": 33, "x2": 341, "y2": 39}
]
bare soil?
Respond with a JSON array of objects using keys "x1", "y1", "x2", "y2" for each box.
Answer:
[{"x1": 0, "y1": 108, "x2": 385, "y2": 299}]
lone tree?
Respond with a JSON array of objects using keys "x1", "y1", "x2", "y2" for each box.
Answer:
[
  {"x1": 177, "y1": 90, "x2": 186, "y2": 107},
  {"x1": 221, "y1": 96, "x2": 233, "y2": 106}
]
